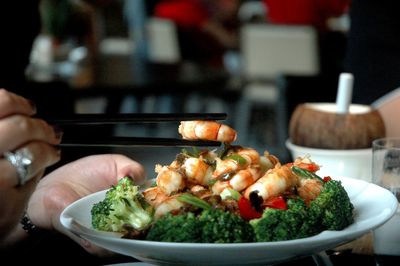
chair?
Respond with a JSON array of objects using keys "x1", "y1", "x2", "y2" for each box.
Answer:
[
  {"x1": 146, "y1": 17, "x2": 181, "y2": 64},
  {"x1": 236, "y1": 24, "x2": 319, "y2": 157},
  {"x1": 128, "y1": 17, "x2": 182, "y2": 116}
]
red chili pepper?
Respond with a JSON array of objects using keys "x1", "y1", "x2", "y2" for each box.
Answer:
[
  {"x1": 296, "y1": 163, "x2": 320, "y2": 172},
  {"x1": 238, "y1": 197, "x2": 262, "y2": 220},
  {"x1": 263, "y1": 196, "x2": 287, "y2": 210},
  {"x1": 323, "y1": 176, "x2": 332, "y2": 182}
]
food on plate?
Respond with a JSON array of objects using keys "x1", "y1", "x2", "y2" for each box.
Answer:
[
  {"x1": 91, "y1": 120, "x2": 354, "y2": 243},
  {"x1": 289, "y1": 103, "x2": 385, "y2": 149},
  {"x1": 91, "y1": 177, "x2": 153, "y2": 233},
  {"x1": 146, "y1": 207, "x2": 255, "y2": 243},
  {"x1": 179, "y1": 120, "x2": 237, "y2": 143},
  {"x1": 251, "y1": 178, "x2": 354, "y2": 242}
]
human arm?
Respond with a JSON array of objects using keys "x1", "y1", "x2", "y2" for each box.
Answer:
[
  {"x1": 0, "y1": 89, "x2": 61, "y2": 243},
  {"x1": 373, "y1": 88, "x2": 400, "y2": 137},
  {"x1": 6, "y1": 154, "x2": 146, "y2": 256}
]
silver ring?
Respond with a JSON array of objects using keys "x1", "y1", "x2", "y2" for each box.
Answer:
[{"x1": 4, "y1": 148, "x2": 33, "y2": 186}]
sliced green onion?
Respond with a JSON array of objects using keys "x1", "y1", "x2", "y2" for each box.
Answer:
[
  {"x1": 220, "y1": 188, "x2": 241, "y2": 201},
  {"x1": 291, "y1": 166, "x2": 324, "y2": 182},
  {"x1": 225, "y1": 154, "x2": 247, "y2": 166},
  {"x1": 177, "y1": 193, "x2": 211, "y2": 210},
  {"x1": 218, "y1": 143, "x2": 232, "y2": 158},
  {"x1": 181, "y1": 147, "x2": 201, "y2": 158}
]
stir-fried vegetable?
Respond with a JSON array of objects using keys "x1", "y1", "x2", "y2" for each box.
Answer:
[
  {"x1": 90, "y1": 142, "x2": 354, "y2": 243},
  {"x1": 91, "y1": 177, "x2": 154, "y2": 233}
]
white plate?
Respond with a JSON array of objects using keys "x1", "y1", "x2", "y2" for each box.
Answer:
[{"x1": 60, "y1": 177, "x2": 397, "y2": 265}]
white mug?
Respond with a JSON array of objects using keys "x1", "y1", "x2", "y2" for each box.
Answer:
[{"x1": 286, "y1": 140, "x2": 372, "y2": 182}]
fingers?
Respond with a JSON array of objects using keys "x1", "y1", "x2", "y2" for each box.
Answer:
[
  {"x1": 112, "y1": 154, "x2": 146, "y2": 184},
  {"x1": 0, "y1": 174, "x2": 42, "y2": 236},
  {"x1": 0, "y1": 89, "x2": 36, "y2": 118},
  {"x1": 0, "y1": 88, "x2": 61, "y2": 153},
  {"x1": 0, "y1": 115, "x2": 62, "y2": 154},
  {"x1": 0, "y1": 141, "x2": 61, "y2": 188},
  {"x1": 25, "y1": 154, "x2": 145, "y2": 233}
]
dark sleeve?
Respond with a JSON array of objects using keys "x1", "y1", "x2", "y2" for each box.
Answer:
[{"x1": 344, "y1": 0, "x2": 400, "y2": 104}]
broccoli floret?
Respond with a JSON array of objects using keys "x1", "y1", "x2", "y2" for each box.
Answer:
[
  {"x1": 250, "y1": 180, "x2": 354, "y2": 242},
  {"x1": 91, "y1": 176, "x2": 154, "y2": 232},
  {"x1": 250, "y1": 198, "x2": 314, "y2": 242},
  {"x1": 146, "y1": 212, "x2": 203, "y2": 242},
  {"x1": 200, "y1": 208, "x2": 255, "y2": 243},
  {"x1": 146, "y1": 208, "x2": 254, "y2": 243},
  {"x1": 309, "y1": 179, "x2": 354, "y2": 231}
]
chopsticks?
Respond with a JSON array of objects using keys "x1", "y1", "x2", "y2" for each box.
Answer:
[
  {"x1": 45, "y1": 113, "x2": 227, "y2": 126},
  {"x1": 48, "y1": 113, "x2": 227, "y2": 147},
  {"x1": 57, "y1": 137, "x2": 222, "y2": 147}
]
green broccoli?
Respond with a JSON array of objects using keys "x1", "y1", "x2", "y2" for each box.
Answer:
[
  {"x1": 250, "y1": 180, "x2": 354, "y2": 242},
  {"x1": 199, "y1": 208, "x2": 255, "y2": 243},
  {"x1": 145, "y1": 212, "x2": 203, "y2": 242},
  {"x1": 146, "y1": 208, "x2": 255, "y2": 243},
  {"x1": 91, "y1": 176, "x2": 154, "y2": 233},
  {"x1": 309, "y1": 179, "x2": 354, "y2": 231},
  {"x1": 250, "y1": 198, "x2": 314, "y2": 242}
]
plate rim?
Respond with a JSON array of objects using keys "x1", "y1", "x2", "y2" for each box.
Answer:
[{"x1": 60, "y1": 176, "x2": 398, "y2": 263}]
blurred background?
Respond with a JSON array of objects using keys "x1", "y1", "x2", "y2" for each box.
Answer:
[{"x1": 22, "y1": 0, "x2": 352, "y2": 173}]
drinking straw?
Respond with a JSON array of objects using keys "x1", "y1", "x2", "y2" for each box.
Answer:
[{"x1": 336, "y1": 73, "x2": 354, "y2": 114}]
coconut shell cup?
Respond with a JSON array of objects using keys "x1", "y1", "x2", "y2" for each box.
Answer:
[{"x1": 289, "y1": 103, "x2": 386, "y2": 149}]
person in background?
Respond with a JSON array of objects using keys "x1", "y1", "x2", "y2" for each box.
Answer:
[
  {"x1": 39, "y1": 0, "x2": 99, "y2": 63},
  {"x1": 262, "y1": 0, "x2": 350, "y2": 76},
  {"x1": 372, "y1": 88, "x2": 400, "y2": 138},
  {"x1": 262, "y1": 0, "x2": 350, "y2": 31},
  {"x1": 0, "y1": 1, "x2": 144, "y2": 264},
  {"x1": 153, "y1": 0, "x2": 240, "y2": 66},
  {"x1": 344, "y1": 0, "x2": 400, "y2": 104}
]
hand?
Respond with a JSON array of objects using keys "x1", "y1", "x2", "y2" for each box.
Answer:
[
  {"x1": 0, "y1": 89, "x2": 61, "y2": 238},
  {"x1": 28, "y1": 154, "x2": 146, "y2": 256}
]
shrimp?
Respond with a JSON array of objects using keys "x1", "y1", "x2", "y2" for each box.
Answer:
[
  {"x1": 178, "y1": 120, "x2": 237, "y2": 143},
  {"x1": 183, "y1": 157, "x2": 214, "y2": 186},
  {"x1": 155, "y1": 165, "x2": 186, "y2": 195},
  {"x1": 190, "y1": 184, "x2": 208, "y2": 193},
  {"x1": 211, "y1": 180, "x2": 231, "y2": 195},
  {"x1": 213, "y1": 147, "x2": 260, "y2": 177},
  {"x1": 260, "y1": 152, "x2": 280, "y2": 172},
  {"x1": 292, "y1": 155, "x2": 320, "y2": 172},
  {"x1": 244, "y1": 164, "x2": 299, "y2": 200},
  {"x1": 190, "y1": 185, "x2": 213, "y2": 199},
  {"x1": 297, "y1": 178, "x2": 323, "y2": 204},
  {"x1": 154, "y1": 194, "x2": 186, "y2": 218},
  {"x1": 142, "y1": 187, "x2": 169, "y2": 208},
  {"x1": 169, "y1": 159, "x2": 182, "y2": 169},
  {"x1": 212, "y1": 167, "x2": 262, "y2": 194}
]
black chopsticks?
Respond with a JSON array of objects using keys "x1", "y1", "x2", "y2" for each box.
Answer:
[
  {"x1": 48, "y1": 113, "x2": 227, "y2": 147},
  {"x1": 45, "y1": 113, "x2": 227, "y2": 126},
  {"x1": 57, "y1": 137, "x2": 222, "y2": 147}
]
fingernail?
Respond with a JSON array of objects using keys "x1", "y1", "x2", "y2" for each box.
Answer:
[
  {"x1": 28, "y1": 100, "x2": 36, "y2": 112},
  {"x1": 52, "y1": 125, "x2": 63, "y2": 140}
]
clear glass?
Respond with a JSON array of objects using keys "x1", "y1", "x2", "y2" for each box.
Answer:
[{"x1": 372, "y1": 137, "x2": 400, "y2": 256}]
